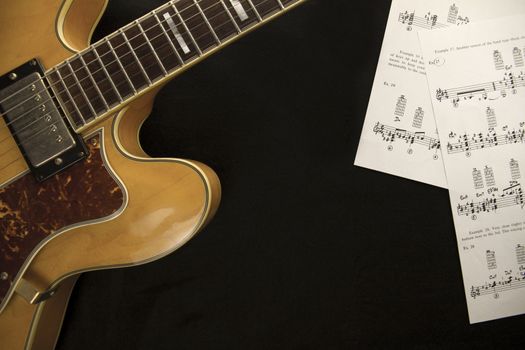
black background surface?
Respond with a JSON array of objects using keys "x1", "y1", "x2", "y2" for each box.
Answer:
[{"x1": 56, "y1": 1, "x2": 525, "y2": 349}]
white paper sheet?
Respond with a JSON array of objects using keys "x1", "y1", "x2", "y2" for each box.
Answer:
[
  {"x1": 355, "y1": 0, "x2": 525, "y2": 188},
  {"x1": 420, "y1": 15, "x2": 525, "y2": 323}
]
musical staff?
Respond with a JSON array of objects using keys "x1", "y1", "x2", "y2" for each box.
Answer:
[
  {"x1": 457, "y1": 183, "x2": 524, "y2": 217},
  {"x1": 398, "y1": 11, "x2": 448, "y2": 31},
  {"x1": 447, "y1": 127, "x2": 525, "y2": 154},
  {"x1": 471, "y1": 244, "x2": 525, "y2": 300},
  {"x1": 436, "y1": 71, "x2": 525, "y2": 106},
  {"x1": 470, "y1": 274, "x2": 525, "y2": 299},
  {"x1": 398, "y1": 5, "x2": 469, "y2": 31},
  {"x1": 420, "y1": 8, "x2": 525, "y2": 323},
  {"x1": 373, "y1": 122, "x2": 441, "y2": 151}
]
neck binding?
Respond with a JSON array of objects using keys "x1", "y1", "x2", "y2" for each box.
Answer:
[{"x1": 46, "y1": 0, "x2": 304, "y2": 131}]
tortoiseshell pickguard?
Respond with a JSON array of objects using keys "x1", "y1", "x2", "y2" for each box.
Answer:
[{"x1": 0, "y1": 132, "x2": 124, "y2": 305}]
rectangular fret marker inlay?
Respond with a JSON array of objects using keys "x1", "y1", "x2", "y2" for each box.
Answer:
[
  {"x1": 163, "y1": 12, "x2": 191, "y2": 54},
  {"x1": 230, "y1": 0, "x2": 249, "y2": 21}
]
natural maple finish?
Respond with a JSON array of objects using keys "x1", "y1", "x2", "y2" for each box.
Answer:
[
  {"x1": 0, "y1": 132, "x2": 126, "y2": 302},
  {"x1": 0, "y1": 1, "x2": 221, "y2": 349}
]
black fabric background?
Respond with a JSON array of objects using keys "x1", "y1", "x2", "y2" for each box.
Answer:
[{"x1": 56, "y1": 1, "x2": 525, "y2": 349}]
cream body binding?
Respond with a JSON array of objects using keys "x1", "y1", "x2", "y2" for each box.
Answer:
[{"x1": 0, "y1": 1, "x2": 222, "y2": 349}]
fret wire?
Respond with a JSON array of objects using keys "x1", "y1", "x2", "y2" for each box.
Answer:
[
  {"x1": 246, "y1": 0, "x2": 263, "y2": 21},
  {"x1": 0, "y1": 0, "x2": 286, "y2": 139},
  {"x1": 120, "y1": 29, "x2": 153, "y2": 86},
  {"x1": 0, "y1": 0, "x2": 289, "y2": 153},
  {"x1": 53, "y1": 0, "x2": 260, "y2": 103},
  {"x1": 193, "y1": 0, "x2": 221, "y2": 44},
  {"x1": 220, "y1": 0, "x2": 241, "y2": 33},
  {"x1": 105, "y1": 37, "x2": 137, "y2": 95},
  {"x1": 65, "y1": 61, "x2": 97, "y2": 116},
  {"x1": 67, "y1": 3, "x2": 225, "y2": 110},
  {"x1": 152, "y1": 10, "x2": 185, "y2": 65},
  {"x1": 2, "y1": 0, "x2": 260, "y2": 112},
  {"x1": 52, "y1": 67, "x2": 87, "y2": 125},
  {"x1": 92, "y1": 45, "x2": 124, "y2": 102},
  {"x1": 136, "y1": 20, "x2": 168, "y2": 76},
  {"x1": 5, "y1": 0, "x2": 280, "y2": 124},
  {"x1": 276, "y1": 0, "x2": 284, "y2": 9},
  {"x1": 56, "y1": 102, "x2": 81, "y2": 130},
  {"x1": 78, "y1": 54, "x2": 110, "y2": 111},
  {"x1": 170, "y1": 2, "x2": 203, "y2": 55},
  {"x1": 47, "y1": 75, "x2": 83, "y2": 129}
]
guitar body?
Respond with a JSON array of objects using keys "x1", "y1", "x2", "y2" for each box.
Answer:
[{"x1": 0, "y1": 1, "x2": 221, "y2": 349}]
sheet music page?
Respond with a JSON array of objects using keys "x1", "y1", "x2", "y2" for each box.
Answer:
[
  {"x1": 420, "y1": 15, "x2": 525, "y2": 323},
  {"x1": 355, "y1": 0, "x2": 525, "y2": 188}
]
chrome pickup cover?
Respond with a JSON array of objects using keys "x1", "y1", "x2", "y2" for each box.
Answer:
[
  {"x1": 0, "y1": 60, "x2": 87, "y2": 181},
  {"x1": 0, "y1": 72, "x2": 75, "y2": 167}
]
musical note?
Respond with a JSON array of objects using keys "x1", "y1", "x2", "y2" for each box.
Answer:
[
  {"x1": 470, "y1": 244, "x2": 525, "y2": 300},
  {"x1": 457, "y1": 15, "x2": 470, "y2": 25},
  {"x1": 436, "y1": 71, "x2": 525, "y2": 106},
  {"x1": 457, "y1": 183, "x2": 524, "y2": 217},
  {"x1": 398, "y1": 10, "x2": 448, "y2": 31},
  {"x1": 420, "y1": 10, "x2": 525, "y2": 323},
  {"x1": 372, "y1": 122, "x2": 441, "y2": 153},
  {"x1": 398, "y1": 4, "x2": 469, "y2": 31},
  {"x1": 470, "y1": 273, "x2": 525, "y2": 299},
  {"x1": 446, "y1": 127, "x2": 525, "y2": 155}
]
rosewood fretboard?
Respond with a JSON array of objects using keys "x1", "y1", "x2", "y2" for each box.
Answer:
[{"x1": 46, "y1": 0, "x2": 302, "y2": 130}]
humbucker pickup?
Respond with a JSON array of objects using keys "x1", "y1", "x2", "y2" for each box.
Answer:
[{"x1": 0, "y1": 59, "x2": 87, "y2": 181}]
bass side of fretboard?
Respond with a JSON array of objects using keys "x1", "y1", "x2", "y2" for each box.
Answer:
[{"x1": 46, "y1": 0, "x2": 304, "y2": 130}]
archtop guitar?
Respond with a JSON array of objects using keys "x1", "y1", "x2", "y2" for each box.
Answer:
[{"x1": 0, "y1": 0, "x2": 305, "y2": 348}]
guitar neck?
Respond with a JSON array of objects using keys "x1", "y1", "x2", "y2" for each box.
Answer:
[{"x1": 46, "y1": 0, "x2": 306, "y2": 132}]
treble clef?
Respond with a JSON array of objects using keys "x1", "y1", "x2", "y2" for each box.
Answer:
[
  {"x1": 436, "y1": 88, "x2": 447, "y2": 101},
  {"x1": 373, "y1": 122, "x2": 383, "y2": 134}
]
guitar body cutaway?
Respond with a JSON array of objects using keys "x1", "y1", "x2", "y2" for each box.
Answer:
[{"x1": 0, "y1": 0, "x2": 221, "y2": 349}]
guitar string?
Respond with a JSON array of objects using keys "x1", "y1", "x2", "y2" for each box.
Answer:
[
  {"x1": 0, "y1": 0, "x2": 284, "y2": 171},
  {"x1": 0, "y1": 0, "x2": 285, "y2": 155},
  {"x1": 0, "y1": 0, "x2": 272, "y2": 142},
  {"x1": 0, "y1": 0, "x2": 202, "y2": 107},
  {"x1": 0, "y1": 2, "x2": 253, "y2": 156},
  {"x1": 0, "y1": 0, "x2": 270, "y2": 140},
  {"x1": 0, "y1": 0, "x2": 271, "y2": 115},
  {"x1": 0, "y1": 0, "x2": 272, "y2": 107},
  {"x1": 0, "y1": 5, "x2": 261, "y2": 163}
]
